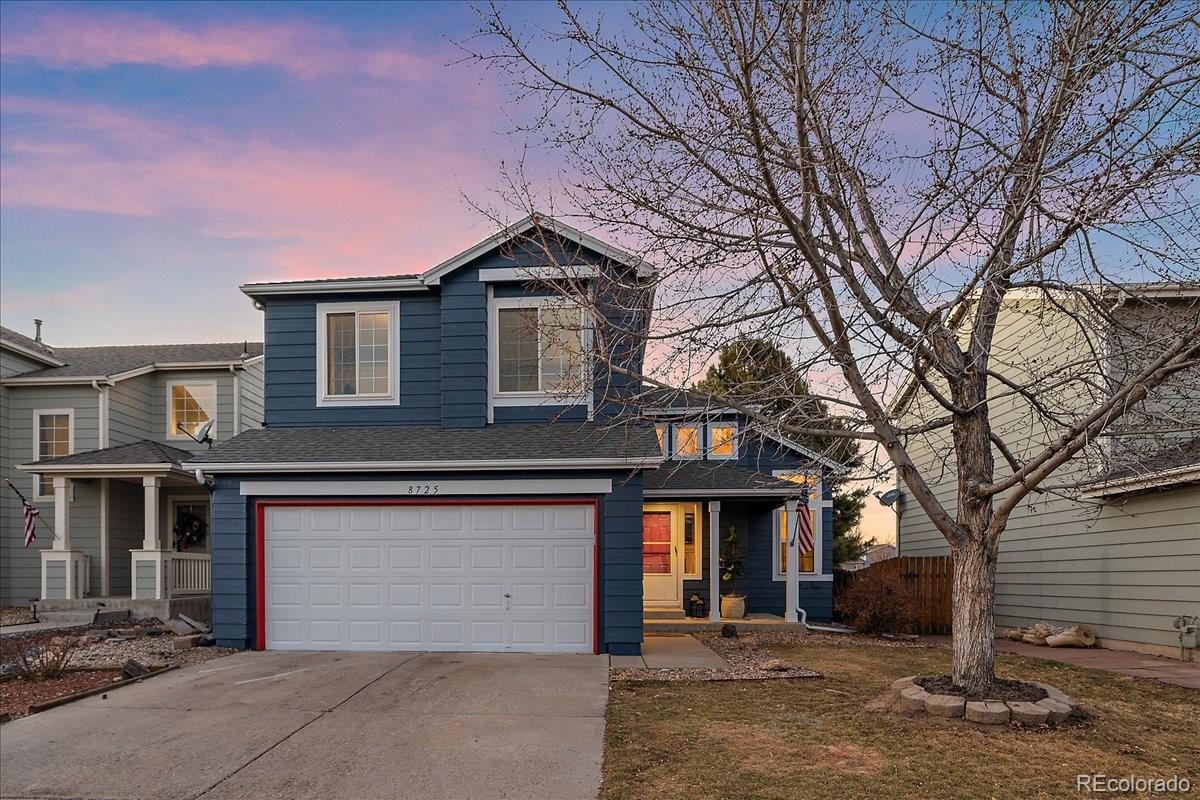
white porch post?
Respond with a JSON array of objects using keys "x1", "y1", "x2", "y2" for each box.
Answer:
[
  {"x1": 708, "y1": 501, "x2": 720, "y2": 622},
  {"x1": 142, "y1": 476, "x2": 161, "y2": 550},
  {"x1": 52, "y1": 477, "x2": 71, "y2": 550},
  {"x1": 99, "y1": 477, "x2": 110, "y2": 596},
  {"x1": 813, "y1": 480, "x2": 826, "y2": 577},
  {"x1": 785, "y1": 497, "x2": 800, "y2": 623}
]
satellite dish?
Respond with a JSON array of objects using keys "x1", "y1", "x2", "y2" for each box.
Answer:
[
  {"x1": 876, "y1": 488, "x2": 901, "y2": 507},
  {"x1": 195, "y1": 419, "x2": 215, "y2": 443}
]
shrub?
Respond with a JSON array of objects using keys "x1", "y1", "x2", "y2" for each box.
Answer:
[
  {"x1": 0, "y1": 633, "x2": 83, "y2": 680},
  {"x1": 835, "y1": 567, "x2": 918, "y2": 634}
]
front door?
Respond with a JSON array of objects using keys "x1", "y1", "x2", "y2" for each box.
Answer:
[{"x1": 642, "y1": 505, "x2": 681, "y2": 606}]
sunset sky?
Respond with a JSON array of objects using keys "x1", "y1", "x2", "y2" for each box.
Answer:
[{"x1": 1, "y1": 1, "x2": 569, "y2": 345}]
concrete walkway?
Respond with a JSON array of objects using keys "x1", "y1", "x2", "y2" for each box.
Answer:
[
  {"x1": 994, "y1": 639, "x2": 1200, "y2": 689},
  {"x1": 0, "y1": 650, "x2": 608, "y2": 800},
  {"x1": 611, "y1": 634, "x2": 729, "y2": 669}
]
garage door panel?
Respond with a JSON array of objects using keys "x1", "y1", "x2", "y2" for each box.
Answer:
[{"x1": 264, "y1": 504, "x2": 594, "y2": 653}]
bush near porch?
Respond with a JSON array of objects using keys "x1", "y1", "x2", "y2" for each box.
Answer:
[{"x1": 602, "y1": 635, "x2": 1199, "y2": 800}]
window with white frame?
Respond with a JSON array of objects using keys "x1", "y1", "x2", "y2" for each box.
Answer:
[
  {"x1": 681, "y1": 502, "x2": 701, "y2": 578},
  {"x1": 673, "y1": 425, "x2": 700, "y2": 458},
  {"x1": 773, "y1": 504, "x2": 817, "y2": 578},
  {"x1": 316, "y1": 302, "x2": 398, "y2": 404},
  {"x1": 655, "y1": 424, "x2": 669, "y2": 456},
  {"x1": 33, "y1": 409, "x2": 72, "y2": 499},
  {"x1": 491, "y1": 297, "x2": 587, "y2": 401},
  {"x1": 707, "y1": 421, "x2": 737, "y2": 459},
  {"x1": 168, "y1": 382, "x2": 216, "y2": 439}
]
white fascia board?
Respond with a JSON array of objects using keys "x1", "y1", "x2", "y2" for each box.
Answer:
[
  {"x1": 0, "y1": 340, "x2": 65, "y2": 367},
  {"x1": 189, "y1": 456, "x2": 664, "y2": 474},
  {"x1": 1078, "y1": 465, "x2": 1200, "y2": 499},
  {"x1": 240, "y1": 278, "x2": 427, "y2": 297},
  {"x1": 477, "y1": 265, "x2": 601, "y2": 282},
  {"x1": 239, "y1": 478, "x2": 614, "y2": 496},
  {"x1": 643, "y1": 488, "x2": 797, "y2": 498},
  {"x1": 757, "y1": 429, "x2": 846, "y2": 472},
  {"x1": 17, "y1": 462, "x2": 184, "y2": 476},
  {"x1": 642, "y1": 406, "x2": 762, "y2": 417},
  {"x1": 2, "y1": 358, "x2": 264, "y2": 386},
  {"x1": 1, "y1": 375, "x2": 107, "y2": 386}
]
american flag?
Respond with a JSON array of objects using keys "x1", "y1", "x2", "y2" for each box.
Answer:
[
  {"x1": 22, "y1": 497, "x2": 40, "y2": 547},
  {"x1": 796, "y1": 496, "x2": 814, "y2": 554}
]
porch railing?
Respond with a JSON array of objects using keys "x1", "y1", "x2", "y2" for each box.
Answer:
[{"x1": 168, "y1": 552, "x2": 212, "y2": 596}]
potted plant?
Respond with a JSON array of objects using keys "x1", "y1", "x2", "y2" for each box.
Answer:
[{"x1": 719, "y1": 525, "x2": 746, "y2": 619}]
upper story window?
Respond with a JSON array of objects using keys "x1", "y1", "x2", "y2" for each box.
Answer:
[
  {"x1": 655, "y1": 424, "x2": 668, "y2": 455},
  {"x1": 674, "y1": 425, "x2": 701, "y2": 459},
  {"x1": 33, "y1": 409, "x2": 73, "y2": 499},
  {"x1": 168, "y1": 382, "x2": 216, "y2": 440},
  {"x1": 316, "y1": 302, "x2": 399, "y2": 406},
  {"x1": 490, "y1": 297, "x2": 588, "y2": 404},
  {"x1": 707, "y1": 422, "x2": 738, "y2": 459}
]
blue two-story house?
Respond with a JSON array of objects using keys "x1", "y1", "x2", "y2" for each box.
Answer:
[{"x1": 192, "y1": 215, "x2": 839, "y2": 655}]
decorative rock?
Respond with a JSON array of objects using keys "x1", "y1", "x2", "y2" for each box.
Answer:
[
  {"x1": 758, "y1": 658, "x2": 793, "y2": 672},
  {"x1": 172, "y1": 634, "x2": 204, "y2": 651},
  {"x1": 121, "y1": 659, "x2": 151, "y2": 679},
  {"x1": 720, "y1": 624, "x2": 738, "y2": 638},
  {"x1": 890, "y1": 675, "x2": 916, "y2": 691},
  {"x1": 925, "y1": 694, "x2": 966, "y2": 718},
  {"x1": 1032, "y1": 682, "x2": 1076, "y2": 710},
  {"x1": 1036, "y1": 697, "x2": 1073, "y2": 723},
  {"x1": 900, "y1": 685, "x2": 931, "y2": 711},
  {"x1": 965, "y1": 700, "x2": 1010, "y2": 725},
  {"x1": 165, "y1": 618, "x2": 196, "y2": 636},
  {"x1": 1007, "y1": 701, "x2": 1050, "y2": 725}
]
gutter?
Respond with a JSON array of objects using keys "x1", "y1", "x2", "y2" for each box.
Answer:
[
  {"x1": 1078, "y1": 464, "x2": 1200, "y2": 499},
  {"x1": 187, "y1": 456, "x2": 665, "y2": 474}
]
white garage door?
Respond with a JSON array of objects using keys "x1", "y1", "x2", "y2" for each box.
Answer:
[{"x1": 263, "y1": 503, "x2": 595, "y2": 653}]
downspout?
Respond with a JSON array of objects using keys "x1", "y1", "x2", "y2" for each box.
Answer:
[
  {"x1": 229, "y1": 364, "x2": 242, "y2": 435},
  {"x1": 91, "y1": 379, "x2": 111, "y2": 449},
  {"x1": 795, "y1": 606, "x2": 852, "y2": 634}
]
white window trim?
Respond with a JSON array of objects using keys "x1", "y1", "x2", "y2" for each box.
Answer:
[
  {"x1": 32, "y1": 408, "x2": 74, "y2": 501},
  {"x1": 706, "y1": 421, "x2": 738, "y2": 460},
  {"x1": 772, "y1": 503, "x2": 818, "y2": 580},
  {"x1": 487, "y1": 295, "x2": 591, "y2": 408},
  {"x1": 673, "y1": 424, "x2": 702, "y2": 460},
  {"x1": 680, "y1": 502, "x2": 703, "y2": 579},
  {"x1": 315, "y1": 301, "x2": 400, "y2": 407},
  {"x1": 165, "y1": 380, "x2": 218, "y2": 441}
]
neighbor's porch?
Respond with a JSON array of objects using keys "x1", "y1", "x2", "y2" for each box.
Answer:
[{"x1": 22, "y1": 442, "x2": 211, "y2": 604}]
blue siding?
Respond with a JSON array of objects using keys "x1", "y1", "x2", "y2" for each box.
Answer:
[{"x1": 208, "y1": 470, "x2": 644, "y2": 654}]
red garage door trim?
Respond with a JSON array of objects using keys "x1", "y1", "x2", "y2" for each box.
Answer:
[{"x1": 253, "y1": 498, "x2": 601, "y2": 653}]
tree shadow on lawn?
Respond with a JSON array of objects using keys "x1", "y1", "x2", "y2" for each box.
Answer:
[{"x1": 602, "y1": 638, "x2": 1198, "y2": 800}]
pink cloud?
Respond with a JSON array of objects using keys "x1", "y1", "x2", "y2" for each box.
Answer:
[{"x1": 0, "y1": 9, "x2": 433, "y2": 80}]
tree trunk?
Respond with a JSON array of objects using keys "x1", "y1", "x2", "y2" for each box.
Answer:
[{"x1": 951, "y1": 534, "x2": 999, "y2": 693}]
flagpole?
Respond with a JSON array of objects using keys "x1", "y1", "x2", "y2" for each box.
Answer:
[{"x1": 6, "y1": 477, "x2": 55, "y2": 535}]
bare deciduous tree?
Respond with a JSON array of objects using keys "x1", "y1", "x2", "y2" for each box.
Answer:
[{"x1": 465, "y1": 0, "x2": 1200, "y2": 692}]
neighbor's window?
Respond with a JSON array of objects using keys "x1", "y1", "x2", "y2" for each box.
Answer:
[
  {"x1": 496, "y1": 302, "x2": 585, "y2": 395},
  {"x1": 319, "y1": 303, "x2": 396, "y2": 402},
  {"x1": 169, "y1": 383, "x2": 216, "y2": 439},
  {"x1": 34, "y1": 410, "x2": 72, "y2": 498},
  {"x1": 708, "y1": 422, "x2": 737, "y2": 459},
  {"x1": 682, "y1": 504, "x2": 701, "y2": 578},
  {"x1": 655, "y1": 425, "x2": 668, "y2": 455},
  {"x1": 674, "y1": 425, "x2": 700, "y2": 458},
  {"x1": 776, "y1": 505, "x2": 816, "y2": 576}
]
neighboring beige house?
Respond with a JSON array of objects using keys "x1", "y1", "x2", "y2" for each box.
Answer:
[
  {"x1": 894, "y1": 286, "x2": 1200, "y2": 659},
  {"x1": 839, "y1": 543, "x2": 897, "y2": 573}
]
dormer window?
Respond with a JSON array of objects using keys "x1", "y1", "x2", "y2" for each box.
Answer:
[
  {"x1": 316, "y1": 302, "x2": 399, "y2": 406},
  {"x1": 489, "y1": 297, "x2": 589, "y2": 405},
  {"x1": 673, "y1": 425, "x2": 700, "y2": 459},
  {"x1": 707, "y1": 422, "x2": 737, "y2": 459}
]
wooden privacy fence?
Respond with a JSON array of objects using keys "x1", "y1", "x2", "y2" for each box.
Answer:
[{"x1": 855, "y1": 556, "x2": 954, "y2": 634}]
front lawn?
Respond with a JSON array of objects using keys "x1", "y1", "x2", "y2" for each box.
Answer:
[{"x1": 603, "y1": 635, "x2": 1198, "y2": 799}]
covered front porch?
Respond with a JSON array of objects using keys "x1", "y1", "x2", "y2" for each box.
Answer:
[
  {"x1": 21, "y1": 441, "x2": 212, "y2": 606},
  {"x1": 640, "y1": 462, "x2": 831, "y2": 628}
]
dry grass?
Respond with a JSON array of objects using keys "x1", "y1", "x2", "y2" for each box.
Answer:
[{"x1": 602, "y1": 637, "x2": 1199, "y2": 800}]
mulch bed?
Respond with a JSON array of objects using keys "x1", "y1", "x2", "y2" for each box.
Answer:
[
  {"x1": 610, "y1": 632, "x2": 822, "y2": 682},
  {"x1": 916, "y1": 675, "x2": 1048, "y2": 703},
  {"x1": 1, "y1": 669, "x2": 123, "y2": 720}
]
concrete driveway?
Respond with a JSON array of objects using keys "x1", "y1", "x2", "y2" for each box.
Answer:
[{"x1": 0, "y1": 650, "x2": 608, "y2": 800}]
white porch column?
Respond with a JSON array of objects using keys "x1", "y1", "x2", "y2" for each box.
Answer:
[
  {"x1": 99, "y1": 478, "x2": 110, "y2": 596},
  {"x1": 142, "y1": 476, "x2": 161, "y2": 550},
  {"x1": 785, "y1": 498, "x2": 800, "y2": 622},
  {"x1": 813, "y1": 480, "x2": 826, "y2": 578},
  {"x1": 708, "y1": 501, "x2": 721, "y2": 622},
  {"x1": 52, "y1": 477, "x2": 72, "y2": 550}
]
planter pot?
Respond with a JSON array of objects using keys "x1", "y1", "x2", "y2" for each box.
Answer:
[{"x1": 720, "y1": 594, "x2": 746, "y2": 619}]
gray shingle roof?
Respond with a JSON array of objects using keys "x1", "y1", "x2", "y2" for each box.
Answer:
[
  {"x1": 189, "y1": 423, "x2": 661, "y2": 468},
  {"x1": 1, "y1": 325, "x2": 59, "y2": 358},
  {"x1": 644, "y1": 460, "x2": 805, "y2": 494},
  {"x1": 27, "y1": 440, "x2": 194, "y2": 468},
  {"x1": 7, "y1": 341, "x2": 263, "y2": 379}
]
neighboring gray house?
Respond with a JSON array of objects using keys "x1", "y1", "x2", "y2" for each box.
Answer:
[
  {"x1": 894, "y1": 287, "x2": 1200, "y2": 659},
  {"x1": 0, "y1": 323, "x2": 263, "y2": 617}
]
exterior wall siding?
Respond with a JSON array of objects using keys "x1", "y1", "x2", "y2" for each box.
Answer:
[{"x1": 208, "y1": 470, "x2": 644, "y2": 654}]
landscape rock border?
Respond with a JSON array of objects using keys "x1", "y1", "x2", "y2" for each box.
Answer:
[{"x1": 890, "y1": 676, "x2": 1080, "y2": 726}]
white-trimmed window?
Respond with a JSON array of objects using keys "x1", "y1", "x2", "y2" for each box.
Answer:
[
  {"x1": 489, "y1": 296, "x2": 589, "y2": 404},
  {"x1": 773, "y1": 504, "x2": 817, "y2": 578},
  {"x1": 655, "y1": 424, "x2": 669, "y2": 456},
  {"x1": 316, "y1": 302, "x2": 399, "y2": 405},
  {"x1": 707, "y1": 421, "x2": 738, "y2": 459},
  {"x1": 673, "y1": 425, "x2": 701, "y2": 459},
  {"x1": 681, "y1": 502, "x2": 702, "y2": 578},
  {"x1": 33, "y1": 409, "x2": 73, "y2": 499},
  {"x1": 167, "y1": 382, "x2": 217, "y2": 440}
]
